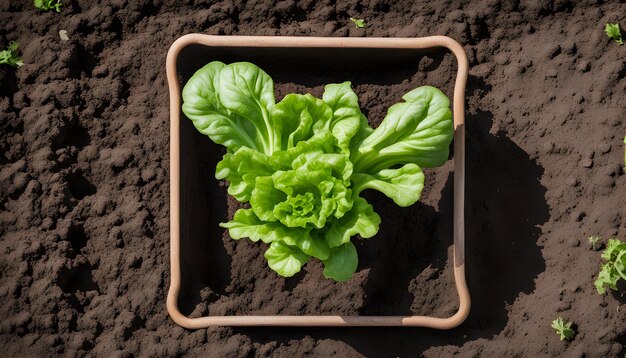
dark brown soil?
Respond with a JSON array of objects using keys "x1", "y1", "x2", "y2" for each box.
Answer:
[{"x1": 1, "y1": 0, "x2": 625, "y2": 357}]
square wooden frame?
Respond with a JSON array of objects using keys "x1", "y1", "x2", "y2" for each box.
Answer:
[{"x1": 166, "y1": 35, "x2": 469, "y2": 328}]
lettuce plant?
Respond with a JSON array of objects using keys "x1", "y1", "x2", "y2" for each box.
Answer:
[
  {"x1": 182, "y1": 61, "x2": 453, "y2": 281},
  {"x1": 0, "y1": 41, "x2": 23, "y2": 68},
  {"x1": 605, "y1": 23, "x2": 624, "y2": 45},
  {"x1": 551, "y1": 317, "x2": 575, "y2": 341},
  {"x1": 34, "y1": 0, "x2": 63, "y2": 12},
  {"x1": 350, "y1": 17, "x2": 366, "y2": 29},
  {"x1": 594, "y1": 238, "x2": 626, "y2": 294}
]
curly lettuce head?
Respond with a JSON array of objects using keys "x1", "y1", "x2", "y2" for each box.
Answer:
[
  {"x1": 219, "y1": 134, "x2": 380, "y2": 280},
  {"x1": 252, "y1": 152, "x2": 353, "y2": 229}
]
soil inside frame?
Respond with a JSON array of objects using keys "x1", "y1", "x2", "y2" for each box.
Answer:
[{"x1": 176, "y1": 44, "x2": 461, "y2": 318}]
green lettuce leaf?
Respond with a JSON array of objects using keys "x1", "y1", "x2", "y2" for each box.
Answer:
[
  {"x1": 353, "y1": 86, "x2": 453, "y2": 173},
  {"x1": 182, "y1": 61, "x2": 278, "y2": 154},
  {"x1": 322, "y1": 241, "x2": 358, "y2": 281},
  {"x1": 322, "y1": 82, "x2": 363, "y2": 155},
  {"x1": 351, "y1": 163, "x2": 425, "y2": 207},
  {"x1": 324, "y1": 197, "x2": 380, "y2": 248},
  {"x1": 250, "y1": 176, "x2": 286, "y2": 222},
  {"x1": 264, "y1": 241, "x2": 310, "y2": 277},
  {"x1": 182, "y1": 61, "x2": 257, "y2": 152},
  {"x1": 271, "y1": 93, "x2": 332, "y2": 150},
  {"x1": 221, "y1": 208, "x2": 329, "y2": 260},
  {"x1": 220, "y1": 208, "x2": 298, "y2": 243},
  {"x1": 218, "y1": 62, "x2": 277, "y2": 154},
  {"x1": 251, "y1": 155, "x2": 353, "y2": 229},
  {"x1": 350, "y1": 113, "x2": 374, "y2": 153},
  {"x1": 216, "y1": 133, "x2": 339, "y2": 203},
  {"x1": 595, "y1": 238, "x2": 626, "y2": 294},
  {"x1": 281, "y1": 231, "x2": 331, "y2": 260},
  {"x1": 215, "y1": 148, "x2": 274, "y2": 202}
]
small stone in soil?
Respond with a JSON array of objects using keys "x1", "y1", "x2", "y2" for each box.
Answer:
[
  {"x1": 557, "y1": 300, "x2": 572, "y2": 311},
  {"x1": 580, "y1": 158, "x2": 593, "y2": 168},
  {"x1": 544, "y1": 43, "x2": 561, "y2": 59},
  {"x1": 542, "y1": 141, "x2": 555, "y2": 154},
  {"x1": 566, "y1": 177, "x2": 578, "y2": 187},
  {"x1": 141, "y1": 168, "x2": 156, "y2": 182},
  {"x1": 571, "y1": 210, "x2": 585, "y2": 222},
  {"x1": 598, "y1": 142, "x2": 611, "y2": 154},
  {"x1": 59, "y1": 30, "x2": 69, "y2": 41},
  {"x1": 577, "y1": 60, "x2": 590, "y2": 72}
]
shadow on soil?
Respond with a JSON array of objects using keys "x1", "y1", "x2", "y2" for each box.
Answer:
[
  {"x1": 178, "y1": 114, "x2": 232, "y2": 315},
  {"x1": 356, "y1": 189, "x2": 448, "y2": 316}
]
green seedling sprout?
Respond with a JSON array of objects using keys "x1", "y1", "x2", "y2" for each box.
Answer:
[
  {"x1": 34, "y1": 0, "x2": 62, "y2": 12},
  {"x1": 0, "y1": 41, "x2": 23, "y2": 68},
  {"x1": 350, "y1": 17, "x2": 366, "y2": 29},
  {"x1": 605, "y1": 23, "x2": 624, "y2": 45},
  {"x1": 551, "y1": 317, "x2": 575, "y2": 341},
  {"x1": 589, "y1": 236, "x2": 601, "y2": 251}
]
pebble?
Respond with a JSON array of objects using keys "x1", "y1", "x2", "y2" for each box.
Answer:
[
  {"x1": 575, "y1": 94, "x2": 584, "y2": 104},
  {"x1": 571, "y1": 210, "x2": 585, "y2": 222},
  {"x1": 577, "y1": 60, "x2": 590, "y2": 72},
  {"x1": 59, "y1": 30, "x2": 69, "y2": 41},
  {"x1": 598, "y1": 143, "x2": 611, "y2": 154},
  {"x1": 566, "y1": 177, "x2": 578, "y2": 187},
  {"x1": 556, "y1": 300, "x2": 572, "y2": 311},
  {"x1": 580, "y1": 158, "x2": 593, "y2": 168},
  {"x1": 545, "y1": 43, "x2": 561, "y2": 59},
  {"x1": 494, "y1": 52, "x2": 509, "y2": 65},
  {"x1": 12, "y1": 172, "x2": 29, "y2": 193},
  {"x1": 110, "y1": 148, "x2": 133, "y2": 170},
  {"x1": 140, "y1": 168, "x2": 156, "y2": 182},
  {"x1": 541, "y1": 141, "x2": 555, "y2": 154}
]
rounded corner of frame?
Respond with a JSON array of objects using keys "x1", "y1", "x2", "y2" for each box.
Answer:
[{"x1": 166, "y1": 290, "x2": 197, "y2": 329}]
